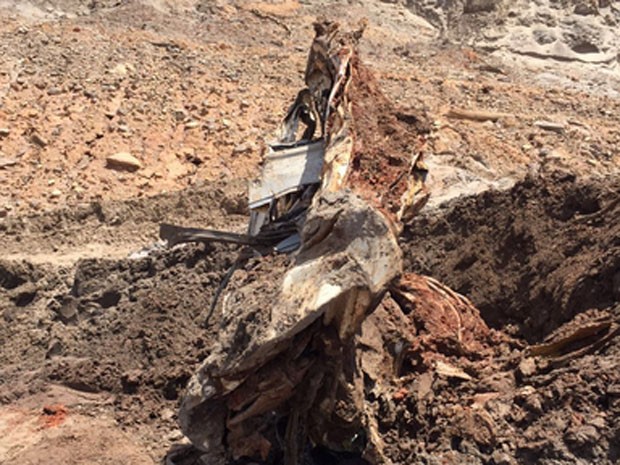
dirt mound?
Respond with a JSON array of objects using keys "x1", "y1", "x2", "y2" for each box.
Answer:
[
  {"x1": 0, "y1": 242, "x2": 234, "y2": 422},
  {"x1": 402, "y1": 171, "x2": 620, "y2": 342},
  {"x1": 348, "y1": 56, "x2": 430, "y2": 219},
  {"x1": 375, "y1": 172, "x2": 620, "y2": 465}
]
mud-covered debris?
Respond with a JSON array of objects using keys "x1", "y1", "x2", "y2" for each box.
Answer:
[
  {"x1": 175, "y1": 19, "x2": 433, "y2": 465},
  {"x1": 179, "y1": 190, "x2": 403, "y2": 463}
]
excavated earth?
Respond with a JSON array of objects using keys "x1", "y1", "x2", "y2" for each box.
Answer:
[
  {"x1": 1, "y1": 1, "x2": 619, "y2": 464},
  {"x1": 2, "y1": 169, "x2": 618, "y2": 465}
]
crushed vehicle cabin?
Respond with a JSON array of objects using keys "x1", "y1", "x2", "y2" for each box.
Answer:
[{"x1": 161, "y1": 19, "x2": 490, "y2": 465}]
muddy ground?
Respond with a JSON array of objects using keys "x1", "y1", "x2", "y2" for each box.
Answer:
[
  {"x1": 1, "y1": 1, "x2": 619, "y2": 464},
  {"x1": 2, "y1": 170, "x2": 618, "y2": 465}
]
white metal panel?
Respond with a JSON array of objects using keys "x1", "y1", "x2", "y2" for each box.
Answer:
[{"x1": 248, "y1": 140, "x2": 325, "y2": 210}]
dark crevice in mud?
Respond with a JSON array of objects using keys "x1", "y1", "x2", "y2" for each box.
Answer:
[{"x1": 401, "y1": 171, "x2": 620, "y2": 343}]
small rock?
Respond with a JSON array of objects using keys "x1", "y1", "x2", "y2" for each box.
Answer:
[
  {"x1": 534, "y1": 120, "x2": 565, "y2": 133},
  {"x1": 106, "y1": 152, "x2": 142, "y2": 171},
  {"x1": 55, "y1": 297, "x2": 78, "y2": 324},
  {"x1": 173, "y1": 108, "x2": 188, "y2": 122},
  {"x1": 185, "y1": 120, "x2": 200, "y2": 129},
  {"x1": 47, "y1": 86, "x2": 63, "y2": 96},
  {"x1": 0, "y1": 157, "x2": 17, "y2": 169},
  {"x1": 50, "y1": 189, "x2": 62, "y2": 198},
  {"x1": 491, "y1": 450, "x2": 516, "y2": 465},
  {"x1": 574, "y1": 2, "x2": 598, "y2": 15},
  {"x1": 110, "y1": 63, "x2": 128, "y2": 77},
  {"x1": 161, "y1": 408, "x2": 175, "y2": 421},
  {"x1": 0, "y1": 127, "x2": 9, "y2": 137},
  {"x1": 464, "y1": 0, "x2": 498, "y2": 14},
  {"x1": 519, "y1": 357, "x2": 537, "y2": 377},
  {"x1": 46, "y1": 339, "x2": 63, "y2": 358},
  {"x1": 233, "y1": 143, "x2": 253, "y2": 155},
  {"x1": 31, "y1": 133, "x2": 48, "y2": 148}
]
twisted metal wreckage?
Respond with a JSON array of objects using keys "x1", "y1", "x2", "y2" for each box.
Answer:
[{"x1": 161, "y1": 20, "x2": 485, "y2": 465}]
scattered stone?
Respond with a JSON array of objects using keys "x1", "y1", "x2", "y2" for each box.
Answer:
[
  {"x1": 185, "y1": 120, "x2": 200, "y2": 129},
  {"x1": 31, "y1": 133, "x2": 48, "y2": 148},
  {"x1": 46, "y1": 339, "x2": 63, "y2": 358},
  {"x1": 110, "y1": 63, "x2": 129, "y2": 77},
  {"x1": 233, "y1": 143, "x2": 253, "y2": 154},
  {"x1": 534, "y1": 120, "x2": 565, "y2": 133},
  {"x1": 47, "y1": 86, "x2": 63, "y2": 96},
  {"x1": 518, "y1": 357, "x2": 537, "y2": 377},
  {"x1": 173, "y1": 108, "x2": 188, "y2": 121},
  {"x1": 106, "y1": 152, "x2": 142, "y2": 171},
  {"x1": 464, "y1": 0, "x2": 499, "y2": 14},
  {"x1": 0, "y1": 157, "x2": 17, "y2": 169},
  {"x1": 0, "y1": 127, "x2": 9, "y2": 137},
  {"x1": 55, "y1": 297, "x2": 78, "y2": 324},
  {"x1": 574, "y1": 2, "x2": 599, "y2": 15},
  {"x1": 50, "y1": 189, "x2": 62, "y2": 198}
]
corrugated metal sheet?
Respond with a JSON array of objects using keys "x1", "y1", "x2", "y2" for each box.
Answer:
[{"x1": 248, "y1": 140, "x2": 325, "y2": 210}]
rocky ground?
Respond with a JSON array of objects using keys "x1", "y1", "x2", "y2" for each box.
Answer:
[{"x1": 0, "y1": 1, "x2": 619, "y2": 464}]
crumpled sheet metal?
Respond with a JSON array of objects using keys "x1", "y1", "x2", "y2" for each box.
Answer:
[
  {"x1": 179, "y1": 191, "x2": 402, "y2": 462},
  {"x1": 178, "y1": 19, "x2": 434, "y2": 465}
]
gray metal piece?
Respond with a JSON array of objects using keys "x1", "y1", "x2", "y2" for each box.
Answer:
[
  {"x1": 274, "y1": 233, "x2": 301, "y2": 253},
  {"x1": 248, "y1": 140, "x2": 325, "y2": 210}
]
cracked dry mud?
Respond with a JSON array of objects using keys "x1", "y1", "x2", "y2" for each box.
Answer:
[{"x1": 1, "y1": 1, "x2": 619, "y2": 465}]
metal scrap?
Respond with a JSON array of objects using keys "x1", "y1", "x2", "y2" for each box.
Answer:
[{"x1": 171, "y1": 18, "x2": 440, "y2": 465}]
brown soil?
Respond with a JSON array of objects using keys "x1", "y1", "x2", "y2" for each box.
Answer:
[
  {"x1": 348, "y1": 56, "x2": 430, "y2": 218},
  {"x1": 402, "y1": 171, "x2": 620, "y2": 342}
]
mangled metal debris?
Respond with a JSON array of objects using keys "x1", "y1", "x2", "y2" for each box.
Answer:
[{"x1": 161, "y1": 18, "x2": 456, "y2": 465}]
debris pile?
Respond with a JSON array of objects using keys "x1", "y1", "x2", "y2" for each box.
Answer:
[{"x1": 166, "y1": 20, "x2": 498, "y2": 465}]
